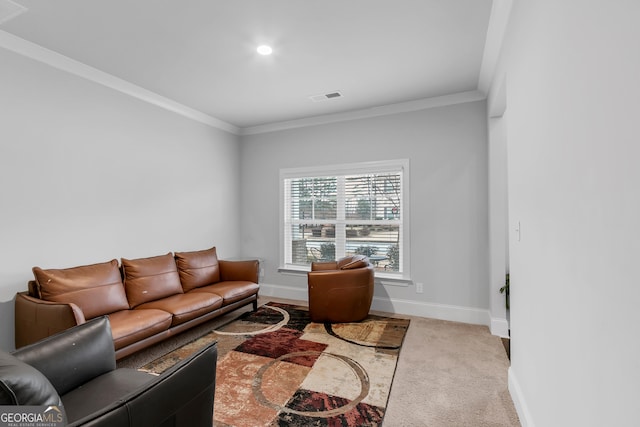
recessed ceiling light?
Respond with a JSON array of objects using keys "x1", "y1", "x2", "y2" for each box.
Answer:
[{"x1": 256, "y1": 45, "x2": 273, "y2": 56}]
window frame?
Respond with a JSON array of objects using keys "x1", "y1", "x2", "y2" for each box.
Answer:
[{"x1": 279, "y1": 159, "x2": 411, "y2": 280}]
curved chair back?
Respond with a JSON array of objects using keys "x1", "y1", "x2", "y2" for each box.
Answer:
[{"x1": 307, "y1": 255, "x2": 374, "y2": 323}]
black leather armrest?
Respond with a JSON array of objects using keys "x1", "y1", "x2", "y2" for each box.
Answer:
[
  {"x1": 126, "y1": 341, "x2": 217, "y2": 427},
  {"x1": 12, "y1": 316, "x2": 116, "y2": 395},
  {"x1": 70, "y1": 342, "x2": 218, "y2": 427},
  {"x1": 0, "y1": 350, "x2": 61, "y2": 406}
]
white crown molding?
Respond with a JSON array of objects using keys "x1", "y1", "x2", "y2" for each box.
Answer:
[
  {"x1": 2, "y1": 1, "x2": 507, "y2": 138},
  {"x1": 240, "y1": 90, "x2": 486, "y2": 136},
  {"x1": 0, "y1": 30, "x2": 240, "y2": 135},
  {"x1": 477, "y1": 0, "x2": 513, "y2": 95},
  {"x1": 0, "y1": 0, "x2": 27, "y2": 25}
]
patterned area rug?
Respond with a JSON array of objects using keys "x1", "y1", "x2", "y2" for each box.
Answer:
[{"x1": 140, "y1": 302, "x2": 410, "y2": 427}]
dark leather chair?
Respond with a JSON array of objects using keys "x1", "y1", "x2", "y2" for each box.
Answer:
[
  {"x1": 0, "y1": 316, "x2": 217, "y2": 426},
  {"x1": 307, "y1": 255, "x2": 375, "y2": 323}
]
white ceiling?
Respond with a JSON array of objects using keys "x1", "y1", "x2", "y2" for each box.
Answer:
[{"x1": 0, "y1": 0, "x2": 499, "y2": 133}]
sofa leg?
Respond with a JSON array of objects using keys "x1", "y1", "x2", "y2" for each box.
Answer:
[{"x1": 252, "y1": 299, "x2": 258, "y2": 311}]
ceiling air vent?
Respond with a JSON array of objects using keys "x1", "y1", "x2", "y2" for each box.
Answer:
[{"x1": 309, "y1": 91, "x2": 343, "y2": 102}]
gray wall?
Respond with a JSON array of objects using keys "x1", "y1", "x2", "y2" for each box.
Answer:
[
  {"x1": 0, "y1": 48, "x2": 242, "y2": 350},
  {"x1": 240, "y1": 100, "x2": 490, "y2": 320},
  {"x1": 492, "y1": 1, "x2": 640, "y2": 425}
]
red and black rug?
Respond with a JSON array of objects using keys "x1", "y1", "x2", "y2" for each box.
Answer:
[{"x1": 140, "y1": 302, "x2": 410, "y2": 427}]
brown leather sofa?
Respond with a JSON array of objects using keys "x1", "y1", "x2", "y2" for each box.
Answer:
[
  {"x1": 15, "y1": 247, "x2": 258, "y2": 360},
  {"x1": 2, "y1": 316, "x2": 217, "y2": 426},
  {"x1": 307, "y1": 255, "x2": 375, "y2": 323}
]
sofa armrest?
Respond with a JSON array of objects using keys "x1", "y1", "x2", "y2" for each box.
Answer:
[
  {"x1": 15, "y1": 291, "x2": 86, "y2": 349},
  {"x1": 73, "y1": 342, "x2": 218, "y2": 427},
  {"x1": 219, "y1": 259, "x2": 259, "y2": 283},
  {"x1": 13, "y1": 317, "x2": 116, "y2": 396},
  {"x1": 126, "y1": 341, "x2": 217, "y2": 427}
]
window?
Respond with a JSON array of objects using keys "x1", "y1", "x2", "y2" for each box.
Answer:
[{"x1": 280, "y1": 160, "x2": 410, "y2": 278}]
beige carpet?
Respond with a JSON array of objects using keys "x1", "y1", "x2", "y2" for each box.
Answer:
[
  {"x1": 118, "y1": 297, "x2": 520, "y2": 426},
  {"x1": 382, "y1": 314, "x2": 519, "y2": 426}
]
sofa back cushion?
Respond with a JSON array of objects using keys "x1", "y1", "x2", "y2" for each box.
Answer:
[
  {"x1": 33, "y1": 260, "x2": 129, "y2": 319},
  {"x1": 338, "y1": 255, "x2": 369, "y2": 270},
  {"x1": 174, "y1": 247, "x2": 220, "y2": 292},
  {"x1": 122, "y1": 253, "x2": 183, "y2": 308}
]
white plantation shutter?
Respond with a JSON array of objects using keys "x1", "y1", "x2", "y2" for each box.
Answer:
[{"x1": 281, "y1": 160, "x2": 409, "y2": 278}]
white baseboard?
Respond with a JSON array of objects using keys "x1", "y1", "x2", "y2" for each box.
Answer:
[
  {"x1": 490, "y1": 316, "x2": 510, "y2": 338},
  {"x1": 259, "y1": 283, "x2": 500, "y2": 330},
  {"x1": 370, "y1": 296, "x2": 491, "y2": 326},
  {"x1": 508, "y1": 366, "x2": 535, "y2": 427},
  {"x1": 259, "y1": 282, "x2": 308, "y2": 302}
]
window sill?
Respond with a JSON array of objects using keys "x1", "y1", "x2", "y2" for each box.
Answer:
[
  {"x1": 278, "y1": 267, "x2": 308, "y2": 276},
  {"x1": 375, "y1": 276, "x2": 413, "y2": 287}
]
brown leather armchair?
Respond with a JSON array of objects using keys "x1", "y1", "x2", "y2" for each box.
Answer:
[{"x1": 307, "y1": 255, "x2": 375, "y2": 323}]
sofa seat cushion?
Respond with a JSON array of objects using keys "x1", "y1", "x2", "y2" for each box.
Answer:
[
  {"x1": 190, "y1": 281, "x2": 259, "y2": 305},
  {"x1": 61, "y1": 368, "x2": 154, "y2": 425},
  {"x1": 174, "y1": 247, "x2": 220, "y2": 292},
  {"x1": 32, "y1": 259, "x2": 129, "y2": 319},
  {"x1": 136, "y1": 292, "x2": 223, "y2": 326},
  {"x1": 122, "y1": 253, "x2": 184, "y2": 308},
  {"x1": 108, "y1": 309, "x2": 173, "y2": 350}
]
